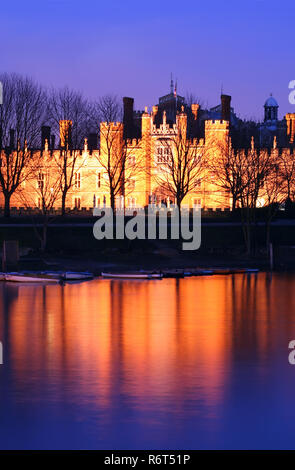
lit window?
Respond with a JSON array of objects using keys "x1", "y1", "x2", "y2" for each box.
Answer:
[
  {"x1": 74, "y1": 197, "x2": 81, "y2": 209},
  {"x1": 128, "y1": 197, "x2": 136, "y2": 208},
  {"x1": 128, "y1": 179, "x2": 136, "y2": 190},
  {"x1": 156, "y1": 146, "x2": 171, "y2": 163},
  {"x1": 128, "y1": 156, "x2": 136, "y2": 166},
  {"x1": 74, "y1": 172, "x2": 81, "y2": 189},
  {"x1": 192, "y1": 198, "x2": 201, "y2": 207},
  {"x1": 97, "y1": 172, "x2": 101, "y2": 188},
  {"x1": 38, "y1": 172, "x2": 45, "y2": 190}
]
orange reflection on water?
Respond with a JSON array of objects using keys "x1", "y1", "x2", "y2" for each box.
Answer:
[{"x1": 1, "y1": 274, "x2": 295, "y2": 416}]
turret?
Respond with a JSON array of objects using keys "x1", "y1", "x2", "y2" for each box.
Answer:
[
  {"x1": 141, "y1": 107, "x2": 151, "y2": 137},
  {"x1": 59, "y1": 120, "x2": 72, "y2": 148},
  {"x1": 205, "y1": 119, "x2": 230, "y2": 150},
  {"x1": 286, "y1": 113, "x2": 295, "y2": 143},
  {"x1": 264, "y1": 95, "x2": 278, "y2": 122},
  {"x1": 176, "y1": 105, "x2": 187, "y2": 138}
]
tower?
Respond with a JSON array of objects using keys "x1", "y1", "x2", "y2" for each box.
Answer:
[
  {"x1": 59, "y1": 120, "x2": 72, "y2": 148},
  {"x1": 286, "y1": 113, "x2": 295, "y2": 144},
  {"x1": 141, "y1": 107, "x2": 152, "y2": 204},
  {"x1": 264, "y1": 94, "x2": 278, "y2": 122}
]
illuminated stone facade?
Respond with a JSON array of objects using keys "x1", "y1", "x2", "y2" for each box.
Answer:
[{"x1": 1, "y1": 91, "x2": 294, "y2": 213}]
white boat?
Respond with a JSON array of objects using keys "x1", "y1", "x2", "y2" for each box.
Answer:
[
  {"x1": 61, "y1": 271, "x2": 94, "y2": 281},
  {"x1": 41, "y1": 271, "x2": 94, "y2": 281},
  {"x1": 4, "y1": 273, "x2": 60, "y2": 283},
  {"x1": 101, "y1": 272, "x2": 163, "y2": 280}
]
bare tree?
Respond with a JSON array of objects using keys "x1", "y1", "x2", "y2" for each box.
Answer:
[
  {"x1": 47, "y1": 86, "x2": 90, "y2": 215},
  {"x1": 98, "y1": 122, "x2": 142, "y2": 211},
  {"x1": 206, "y1": 138, "x2": 248, "y2": 211},
  {"x1": 278, "y1": 150, "x2": 295, "y2": 206},
  {"x1": 239, "y1": 139, "x2": 273, "y2": 254},
  {"x1": 185, "y1": 92, "x2": 204, "y2": 109},
  {"x1": 19, "y1": 152, "x2": 62, "y2": 251},
  {"x1": 154, "y1": 114, "x2": 204, "y2": 208},
  {"x1": 263, "y1": 158, "x2": 285, "y2": 252},
  {"x1": 92, "y1": 94, "x2": 122, "y2": 124},
  {"x1": 0, "y1": 73, "x2": 47, "y2": 216},
  {"x1": 93, "y1": 94, "x2": 143, "y2": 211}
]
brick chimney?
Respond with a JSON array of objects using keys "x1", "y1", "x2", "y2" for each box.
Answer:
[
  {"x1": 286, "y1": 113, "x2": 295, "y2": 143},
  {"x1": 88, "y1": 132, "x2": 98, "y2": 150},
  {"x1": 59, "y1": 120, "x2": 72, "y2": 148},
  {"x1": 41, "y1": 126, "x2": 51, "y2": 150},
  {"x1": 123, "y1": 97, "x2": 134, "y2": 139},
  {"x1": 221, "y1": 94, "x2": 231, "y2": 122},
  {"x1": 191, "y1": 103, "x2": 200, "y2": 120}
]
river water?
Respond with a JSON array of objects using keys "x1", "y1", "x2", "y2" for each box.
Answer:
[{"x1": 0, "y1": 273, "x2": 295, "y2": 449}]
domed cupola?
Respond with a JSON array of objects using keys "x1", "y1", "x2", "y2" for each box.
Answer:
[{"x1": 264, "y1": 94, "x2": 279, "y2": 122}]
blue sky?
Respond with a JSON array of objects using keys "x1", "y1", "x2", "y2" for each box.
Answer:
[{"x1": 1, "y1": 0, "x2": 294, "y2": 120}]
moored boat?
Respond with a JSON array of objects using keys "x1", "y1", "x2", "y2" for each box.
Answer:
[
  {"x1": 190, "y1": 269, "x2": 214, "y2": 276},
  {"x1": 101, "y1": 272, "x2": 163, "y2": 279},
  {"x1": 61, "y1": 271, "x2": 94, "y2": 281},
  {"x1": 4, "y1": 272, "x2": 60, "y2": 283}
]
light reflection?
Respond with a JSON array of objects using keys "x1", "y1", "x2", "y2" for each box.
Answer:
[{"x1": 1, "y1": 274, "x2": 295, "y2": 431}]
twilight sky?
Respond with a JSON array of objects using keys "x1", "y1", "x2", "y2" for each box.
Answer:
[{"x1": 1, "y1": 0, "x2": 294, "y2": 121}]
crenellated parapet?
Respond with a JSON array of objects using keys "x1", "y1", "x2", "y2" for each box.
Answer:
[
  {"x1": 205, "y1": 119, "x2": 230, "y2": 130},
  {"x1": 100, "y1": 121, "x2": 123, "y2": 133},
  {"x1": 126, "y1": 137, "x2": 141, "y2": 148},
  {"x1": 151, "y1": 123, "x2": 178, "y2": 136}
]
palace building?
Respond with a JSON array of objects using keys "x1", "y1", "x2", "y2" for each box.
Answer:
[{"x1": 1, "y1": 85, "x2": 295, "y2": 213}]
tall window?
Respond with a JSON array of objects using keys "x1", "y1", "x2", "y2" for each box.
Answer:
[
  {"x1": 128, "y1": 179, "x2": 136, "y2": 190},
  {"x1": 156, "y1": 146, "x2": 172, "y2": 163},
  {"x1": 192, "y1": 198, "x2": 201, "y2": 208},
  {"x1": 74, "y1": 172, "x2": 81, "y2": 189},
  {"x1": 97, "y1": 172, "x2": 101, "y2": 189},
  {"x1": 128, "y1": 197, "x2": 136, "y2": 208},
  {"x1": 74, "y1": 197, "x2": 81, "y2": 209},
  {"x1": 38, "y1": 172, "x2": 45, "y2": 190},
  {"x1": 128, "y1": 156, "x2": 136, "y2": 166}
]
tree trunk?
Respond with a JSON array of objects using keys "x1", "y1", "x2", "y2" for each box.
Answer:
[
  {"x1": 110, "y1": 191, "x2": 115, "y2": 212},
  {"x1": 61, "y1": 191, "x2": 67, "y2": 216},
  {"x1": 231, "y1": 195, "x2": 237, "y2": 212},
  {"x1": 4, "y1": 194, "x2": 11, "y2": 218},
  {"x1": 176, "y1": 194, "x2": 182, "y2": 210}
]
